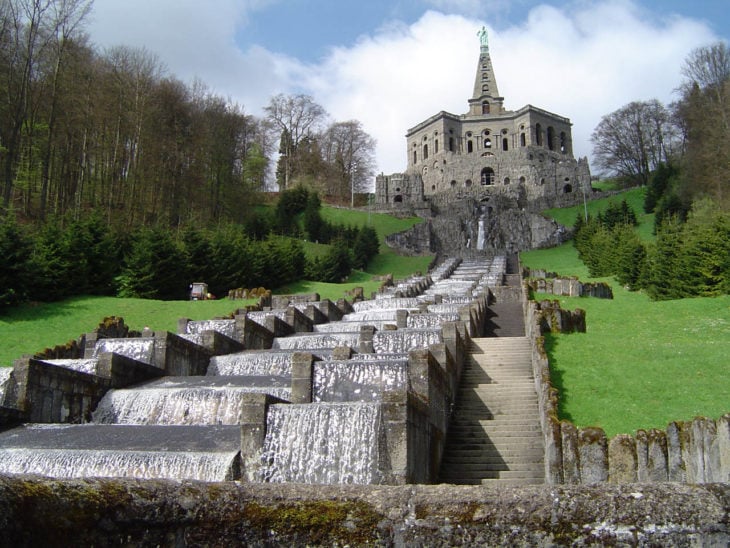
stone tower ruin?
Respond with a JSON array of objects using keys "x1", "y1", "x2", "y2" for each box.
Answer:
[{"x1": 375, "y1": 26, "x2": 593, "y2": 254}]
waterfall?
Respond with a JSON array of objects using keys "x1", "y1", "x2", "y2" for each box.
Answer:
[
  {"x1": 209, "y1": 351, "x2": 293, "y2": 376},
  {"x1": 261, "y1": 403, "x2": 387, "y2": 484},
  {"x1": 185, "y1": 319, "x2": 236, "y2": 339},
  {"x1": 313, "y1": 360, "x2": 407, "y2": 402},
  {"x1": 0, "y1": 448, "x2": 238, "y2": 481},
  {"x1": 272, "y1": 332, "x2": 359, "y2": 351},
  {"x1": 476, "y1": 215, "x2": 486, "y2": 250},
  {"x1": 0, "y1": 368, "x2": 11, "y2": 403},
  {"x1": 92, "y1": 382, "x2": 290, "y2": 425},
  {"x1": 91, "y1": 338, "x2": 155, "y2": 364},
  {"x1": 40, "y1": 359, "x2": 98, "y2": 375},
  {"x1": 372, "y1": 329, "x2": 442, "y2": 354}
]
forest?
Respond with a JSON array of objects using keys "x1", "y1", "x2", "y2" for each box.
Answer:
[{"x1": 0, "y1": 0, "x2": 376, "y2": 228}]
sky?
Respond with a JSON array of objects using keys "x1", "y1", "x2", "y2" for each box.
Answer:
[{"x1": 85, "y1": 0, "x2": 729, "y2": 183}]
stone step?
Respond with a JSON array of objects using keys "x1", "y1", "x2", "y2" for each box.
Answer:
[
  {"x1": 440, "y1": 470, "x2": 544, "y2": 481},
  {"x1": 442, "y1": 448, "x2": 545, "y2": 459}
]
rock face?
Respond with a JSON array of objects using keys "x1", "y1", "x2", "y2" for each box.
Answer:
[
  {"x1": 0, "y1": 477, "x2": 726, "y2": 546},
  {"x1": 385, "y1": 193, "x2": 570, "y2": 256}
]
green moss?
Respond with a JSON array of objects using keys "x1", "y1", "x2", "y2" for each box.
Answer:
[{"x1": 242, "y1": 500, "x2": 380, "y2": 544}]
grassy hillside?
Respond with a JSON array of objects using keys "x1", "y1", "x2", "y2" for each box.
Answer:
[
  {"x1": 523, "y1": 191, "x2": 730, "y2": 438},
  {"x1": 0, "y1": 206, "x2": 432, "y2": 366}
]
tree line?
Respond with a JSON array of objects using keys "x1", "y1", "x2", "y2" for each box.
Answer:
[
  {"x1": 0, "y1": 0, "x2": 376, "y2": 229},
  {"x1": 583, "y1": 42, "x2": 730, "y2": 300},
  {"x1": 0, "y1": 186, "x2": 380, "y2": 309}
]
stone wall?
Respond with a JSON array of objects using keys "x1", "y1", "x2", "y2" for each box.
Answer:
[
  {"x1": 525, "y1": 270, "x2": 614, "y2": 299},
  {"x1": 0, "y1": 477, "x2": 725, "y2": 546}
]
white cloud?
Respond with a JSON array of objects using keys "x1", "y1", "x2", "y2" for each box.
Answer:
[{"x1": 299, "y1": 2, "x2": 717, "y2": 175}]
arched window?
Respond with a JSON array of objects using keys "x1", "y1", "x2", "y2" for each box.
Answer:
[
  {"x1": 482, "y1": 101, "x2": 490, "y2": 114},
  {"x1": 547, "y1": 126, "x2": 555, "y2": 151},
  {"x1": 450, "y1": 180, "x2": 457, "y2": 187},
  {"x1": 482, "y1": 84, "x2": 489, "y2": 92},
  {"x1": 467, "y1": 140, "x2": 473, "y2": 153},
  {"x1": 560, "y1": 132, "x2": 568, "y2": 153},
  {"x1": 503, "y1": 177, "x2": 510, "y2": 185},
  {"x1": 520, "y1": 133, "x2": 526, "y2": 147},
  {"x1": 423, "y1": 144, "x2": 428, "y2": 160},
  {"x1": 484, "y1": 138, "x2": 492, "y2": 148},
  {"x1": 465, "y1": 179, "x2": 473, "y2": 187},
  {"x1": 394, "y1": 195, "x2": 403, "y2": 203},
  {"x1": 535, "y1": 123, "x2": 543, "y2": 146},
  {"x1": 413, "y1": 150, "x2": 417, "y2": 164},
  {"x1": 502, "y1": 138, "x2": 508, "y2": 151},
  {"x1": 448, "y1": 137, "x2": 454, "y2": 152},
  {"x1": 480, "y1": 167, "x2": 495, "y2": 185},
  {"x1": 519, "y1": 176, "x2": 526, "y2": 185},
  {"x1": 563, "y1": 184, "x2": 573, "y2": 193},
  {"x1": 434, "y1": 139, "x2": 439, "y2": 154}
]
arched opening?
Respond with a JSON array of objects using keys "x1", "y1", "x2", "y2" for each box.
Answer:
[
  {"x1": 394, "y1": 195, "x2": 403, "y2": 203},
  {"x1": 450, "y1": 180, "x2": 457, "y2": 188},
  {"x1": 423, "y1": 144, "x2": 428, "y2": 160},
  {"x1": 502, "y1": 138, "x2": 508, "y2": 151},
  {"x1": 434, "y1": 139, "x2": 439, "y2": 154},
  {"x1": 520, "y1": 132, "x2": 526, "y2": 147},
  {"x1": 431, "y1": 185, "x2": 436, "y2": 191},
  {"x1": 503, "y1": 177, "x2": 510, "y2": 185},
  {"x1": 448, "y1": 137, "x2": 454, "y2": 152},
  {"x1": 482, "y1": 101, "x2": 490, "y2": 114},
  {"x1": 413, "y1": 150, "x2": 417, "y2": 164},
  {"x1": 535, "y1": 123, "x2": 543, "y2": 146},
  {"x1": 560, "y1": 132, "x2": 568, "y2": 153},
  {"x1": 563, "y1": 184, "x2": 573, "y2": 193},
  {"x1": 465, "y1": 179, "x2": 473, "y2": 187},
  {"x1": 480, "y1": 167, "x2": 495, "y2": 185},
  {"x1": 484, "y1": 138, "x2": 492, "y2": 148},
  {"x1": 519, "y1": 176, "x2": 526, "y2": 185},
  {"x1": 467, "y1": 140, "x2": 473, "y2": 153},
  {"x1": 547, "y1": 126, "x2": 555, "y2": 151},
  {"x1": 482, "y1": 84, "x2": 489, "y2": 92}
]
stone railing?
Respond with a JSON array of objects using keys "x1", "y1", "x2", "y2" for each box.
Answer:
[{"x1": 523, "y1": 277, "x2": 730, "y2": 484}]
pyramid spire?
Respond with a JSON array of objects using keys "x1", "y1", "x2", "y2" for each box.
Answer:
[{"x1": 468, "y1": 26, "x2": 504, "y2": 116}]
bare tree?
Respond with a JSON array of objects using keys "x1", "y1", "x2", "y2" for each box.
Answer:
[
  {"x1": 264, "y1": 93, "x2": 325, "y2": 190},
  {"x1": 322, "y1": 120, "x2": 376, "y2": 206},
  {"x1": 591, "y1": 100, "x2": 678, "y2": 185}
]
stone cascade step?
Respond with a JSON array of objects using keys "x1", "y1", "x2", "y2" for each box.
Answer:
[{"x1": 439, "y1": 336, "x2": 545, "y2": 486}]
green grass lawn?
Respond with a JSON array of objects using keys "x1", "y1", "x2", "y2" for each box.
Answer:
[
  {"x1": 523, "y1": 193, "x2": 730, "y2": 437},
  {"x1": 0, "y1": 296, "x2": 255, "y2": 367}
]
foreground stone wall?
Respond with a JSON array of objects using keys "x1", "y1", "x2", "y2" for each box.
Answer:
[{"x1": 0, "y1": 477, "x2": 725, "y2": 546}]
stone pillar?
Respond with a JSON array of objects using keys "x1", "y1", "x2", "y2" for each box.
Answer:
[
  {"x1": 290, "y1": 352, "x2": 313, "y2": 404},
  {"x1": 176, "y1": 318, "x2": 190, "y2": 335},
  {"x1": 545, "y1": 417, "x2": 564, "y2": 484},
  {"x1": 666, "y1": 421, "x2": 688, "y2": 482},
  {"x1": 646, "y1": 429, "x2": 669, "y2": 482},
  {"x1": 608, "y1": 434, "x2": 637, "y2": 483},
  {"x1": 717, "y1": 414, "x2": 730, "y2": 483},
  {"x1": 358, "y1": 325, "x2": 376, "y2": 354},
  {"x1": 577, "y1": 427, "x2": 608, "y2": 483},
  {"x1": 239, "y1": 393, "x2": 281, "y2": 483},
  {"x1": 396, "y1": 309, "x2": 409, "y2": 329},
  {"x1": 560, "y1": 421, "x2": 580, "y2": 484},
  {"x1": 407, "y1": 349, "x2": 429, "y2": 402}
]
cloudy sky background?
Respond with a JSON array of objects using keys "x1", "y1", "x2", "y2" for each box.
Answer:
[{"x1": 85, "y1": 0, "x2": 729, "y2": 182}]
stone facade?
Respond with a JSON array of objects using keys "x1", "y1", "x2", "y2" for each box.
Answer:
[{"x1": 375, "y1": 31, "x2": 593, "y2": 254}]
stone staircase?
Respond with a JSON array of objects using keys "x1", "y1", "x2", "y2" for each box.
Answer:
[{"x1": 438, "y1": 336, "x2": 545, "y2": 485}]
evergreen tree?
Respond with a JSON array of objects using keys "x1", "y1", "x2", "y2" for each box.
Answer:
[
  {"x1": 352, "y1": 225, "x2": 379, "y2": 270},
  {"x1": 0, "y1": 217, "x2": 33, "y2": 308},
  {"x1": 303, "y1": 191, "x2": 324, "y2": 242}
]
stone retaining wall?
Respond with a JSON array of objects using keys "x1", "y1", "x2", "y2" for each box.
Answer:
[{"x1": 0, "y1": 477, "x2": 725, "y2": 546}]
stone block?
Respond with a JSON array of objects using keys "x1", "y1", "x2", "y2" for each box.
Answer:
[
  {"x1": 290, "y1": 353, "x2": 313, "y2": 404},
  {"x1": 560, "y1": 421, "x2": 580, "y2": 484},
  {"x1": 608, "y1": 434, "x2": 637, "y2": 483},
  {"x1": 717, "y1": 414, "x2": 730, "y2": 483},
  {"x1": 666, "y1": 421, "x2": 688, "y2": 482},
  {"x1": 577, "y1": 427, "x2": 608, "y2": 483}
]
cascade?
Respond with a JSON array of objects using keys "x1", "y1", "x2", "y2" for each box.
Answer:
[
  {"x1": 313, "y1": 360, "x2": 407, "y2": 402},
  {"x1": 0, "y1": 424, "x2": 241, "y2": 481},
  {"x1": 39, "y1": 359, "x2": 99, "y2": 375},
  {"x1": 372, "y1": 329, "x2": 442, "y2": 354},
  {"x1": 261, "y1": 402, "x2": 387, "y2": 484},
  {"x1": 91, "y1": 338, "x2": 155, "y2": 364},
  {"x1": 208, "y1": 350, "x2": 295, "y2": 376},
  {"x1": 352, "y1": 298, "x2": 421, "y2": 312},
  {"x1": 0, "y1": 448, "x2": 238, "y2": 481},
  {"x1": 93, "y1": 376, "x2": 291, "y2": 425},
  {"x1": 185, "y1": 319, "x2": 236, "y2": 339},
  {"x1": 341, "y1": 310, "x2": 399, "y2": 322},
  {"x1": 407, "y1": 313, "x2": 460, "y2": 328},
  {"x1": 272, "y1": 332, "x2": 359, "y2": 351},
  {"x1": 0, "y1": 368, "x2": 11, "y2": 402}
]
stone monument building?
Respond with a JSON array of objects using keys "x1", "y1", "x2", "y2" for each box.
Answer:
[{"x1": 375, "y1": 27, "x2": 592, "y2": 253}]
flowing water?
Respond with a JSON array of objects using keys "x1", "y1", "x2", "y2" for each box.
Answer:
[
  {"x1": 372, "y1": 329, "x2": 442, "y2": 354},
  {"x1": 271, "y1": 332, "x2": 359, "y2": 351},
  {"x1": 93, "y1": 376, "x2": 291, "y2": 425},
  {"x1": 313, "y1": 360, "x2": 407, "y2": 402},
  {"x1": 91, "y1": 338, "x2": 155, "y2": 365},
  {"x1": 39, "y1": 359, "x2": 99, "y2": 375},
  {"x1": 208, "y1": 350, "x2": 295, "y2": 376},
  {"x1": 184, "y1": 319, "x2": 237, "y2": 339},
  {"x1": 261, "y1": 402, "x2": 387, "y2": 484}
]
